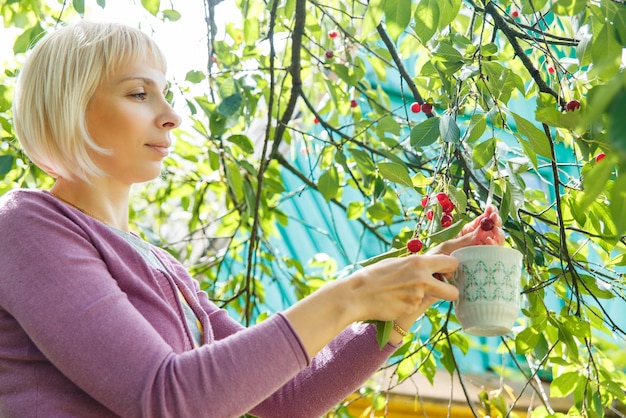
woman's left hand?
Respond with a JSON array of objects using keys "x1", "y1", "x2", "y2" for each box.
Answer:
[{"x1": 429, "y1": 205, "x2": 505, "y2": 256}]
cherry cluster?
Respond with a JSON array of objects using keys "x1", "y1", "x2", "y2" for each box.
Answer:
[
  {"x1": 406, "y1": 192, "x2": 456, "y2": 254},
  {"x1": 409, "y1": 101, "x2": 433, "y2": 115}
]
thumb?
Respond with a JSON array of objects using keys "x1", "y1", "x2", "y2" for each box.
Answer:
[{"x1": 434, "y1": 232, "x2": 476, "y2": 256}]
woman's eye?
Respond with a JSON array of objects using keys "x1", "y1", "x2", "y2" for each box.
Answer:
[{"x1": 131, "y1": 92, "x2": 147, "y2": 100}]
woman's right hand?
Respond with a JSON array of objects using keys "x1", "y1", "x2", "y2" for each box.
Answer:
[
  {"x1": 284, "y1": 253, "x2": 459, "y2": 356},
  {"x1": 345, "y1": 253, "x2": 459, "y2": 324}
]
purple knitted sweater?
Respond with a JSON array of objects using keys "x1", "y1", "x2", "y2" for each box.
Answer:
[{"x1": 0, "y1": 190, "x2": 398, "y2": 418}]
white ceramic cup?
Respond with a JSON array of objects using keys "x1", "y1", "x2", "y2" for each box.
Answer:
[{"x1": 450, "y1": 246, "x2": 523, "y2": 337}]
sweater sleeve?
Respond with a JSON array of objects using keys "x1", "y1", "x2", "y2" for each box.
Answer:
[
  {"x1": 250, "y1": 322, "x2": 399, "y2": 417},
  {"x1": 188, "y1": 266, "x2": 400, "y2": 417},
  {"x1": 0, "y1": 193, "x2": 310, "y2": 418}
]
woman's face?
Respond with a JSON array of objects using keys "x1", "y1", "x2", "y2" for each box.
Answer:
[{"x1": 85, "y1": 56, "x2": 181, "y2": 185}]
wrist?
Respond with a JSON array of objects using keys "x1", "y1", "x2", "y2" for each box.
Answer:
[{"x1": 318, "y1": 278, "x2": 359, "y2": 327}]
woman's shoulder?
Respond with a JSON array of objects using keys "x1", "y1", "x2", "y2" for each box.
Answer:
[{"x1": 0, "y1": 188, "x2": 51, "y2": 213}]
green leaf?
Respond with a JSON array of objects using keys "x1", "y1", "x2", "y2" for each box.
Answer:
[
  {"x1": 418, "y1": 347, "x2": 437, "y2": 384},
  {"x1": 397, "y1": 353, "x2": 416, "y2": 380},
  {"x1": 377, "y1": 115, "x2": 401, "y2": 137},
  {"x1": 554, "y1": 318, "x2": 579, "y2": 359},
  {"x1": 550, "y1": 0, "x2": 586, "y2": 15},
  {"x1": 562, "y1": 315, "x2": 591, "y2": 340},
  {"x1": 373, "y1": 320, "x2": 393, "y2": 349},
  {"x1": 515, "y1": 326, "x2": 541, "y2": 354},
  {"x1": 607, "y1": 88, "x2": 626, "y2": 157},
  {"x1": 580, "y1": 156, "x2": 613, "y2": 211},
  {"x1": 437, "y1": 0, "x2": 462, "y2": 28},
  {"x1": 384, "y1": 0, "x2": 412, "y2": 42},
  {"x1": 216, "y1": 94, "x2": 242, "y2": 117},
  {"x1": 413, "y1": 0, "x2": 440, "y2": 44},
  {"x1": 550, "y1": 371, "x2": 582, "y2": 398},
  {"x1": 482, "y1": 61, "x2": 517, "y2": 104},
  {"x1": 425, "y1": 219, "x2": 463, "y2": 243},
  {"x1": 350, "y1": 148, "x2": 376, "y2": 174},
  {"x1": 576, "y1": 34, "x2": 593, "y2": 67},
  {"x1": 431, "y1": 42, "x2": 464, "y2": 74},
  {"x1": 141, "y1": 0, "x2": 160, "y2": 15},
  {"x1": 73, "y1": 0, "x2": 84, "y2": 14},
  {"x1": 243, "y1": 16, "x2": 260, "y2": 46},
  {"x1": 472, "y1": 137, "x2": 496, "y2": 169},
  {"x1": 520, "y1": 0, "x2": 549, "y2": 14},
  {"x1": 514, "y1": 133, "x2": 538, "y2": 168},
  {"x1": 347, "y1": 201, "x2": 365, "y2": 219},
  {"x1": 466, "y1": 113, "x2": 487, "y2": 143},
  {"x1": 361, "y1": 0, "x2": 385, "y2": 39},
  {"x1": 225, "y1": 161, "x2": 244, "y2": 201},
  {"x1": 0, "y1": 155, "x2": 14, "y2": 178},
  {"x1": 439, "y1": 344, "x2": 455, "y2": 374},
  {"x1": 226, "y1": 135, "x2": 255, "y2": 155},
  {"x1": 242, "y1": 179, "x2": 256, "y2": 219},
  {"x1": 610, "y1": 172, "x2": 626, "y2": 237},
  {"x1": 480, "y1": 43, "x2": 498, "y2": 57},
  {"x1": 439, "y1": 114, "x2": 460, "y2": 143},
  {"x1": 591, "y1": 24, "x2": 622, "y2": 78},
  {"x1": 366, "y1": 201, "x2": 395, "y2": 224},
  {"x1": 185, "y1": 70, "x2": 205, "y2": 84},
  {"x1": 410, "y1": 117, "x2": 440, "y2": 148},
  {"x1": 318, "y1": 166, "x2": 339, "y2": 202},
  {"x1": 162, "y1": 9, "x2": 181, "y2": 21},
  {"x1": 512, "y1": 112, "x2": 553, "y2": 160},
  {"x1": 13, "y1": 24, "x2": 44, "y2": 54},
  {"x1": 209, "y1": 113, "x2": 227, "y2": 137},
  {"x1": 330, "y1": 64, "x2": 355, "y2": 85},
  {"x1": 378, "y1": 161, "x2": 413, "y2": 187},
  {"x1": 358, "y1": 246, "x2": 407, "y2": 267},
  {"x1": 216, "y1": 79, "x2": 242, "y2": 117}
]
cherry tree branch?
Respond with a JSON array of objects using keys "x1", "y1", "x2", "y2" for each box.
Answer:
[{"x1": 483, "y1": 1, "x2": 566, "y2": 108}]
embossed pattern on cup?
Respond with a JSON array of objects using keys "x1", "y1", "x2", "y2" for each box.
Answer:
[{"x1": 451, "y1": 246, "x2": 523, "y2": 337}]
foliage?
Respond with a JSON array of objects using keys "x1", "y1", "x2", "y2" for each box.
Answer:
[{"x1": 2, "y1": 0, "x2": 626, "y2": 416}]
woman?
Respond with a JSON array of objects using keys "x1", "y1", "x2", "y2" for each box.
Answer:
[{"x1": 0, "y1": 21, "x2": 504, "y2": 417}]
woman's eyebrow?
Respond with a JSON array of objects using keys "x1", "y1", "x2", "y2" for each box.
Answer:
[{"x1": 117, "y1": 76, "x2": 167, "y2": 93}]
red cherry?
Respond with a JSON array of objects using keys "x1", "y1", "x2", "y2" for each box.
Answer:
[
  {"x1": 441, "y1": 200, "x2": 455, "y2": 214},
  {"x1": 436, "y1": 192, "x2": 449, "y2": 204},
  {"x1": 325, "y1": 50, "x2": 334, "y2": 60},
  {"x1": 565, "y1": 100, "x2": 580, "y2": 112},
  {"x1": 426, "y1": 209, "x2": 434, "y2": 221},
  {"x1": 421, "y1": 103, "x2": 433, "y2": 114},
  {"x1": 441, "y1": 214, "x2": 453, "y2": 228},
  {"x1": 328, "y1": 30, "x2": 339, "y2": 39},
  {"x1": 511, "y1": 10, "x2": 519, "y2": 18},
  {"x1": 313, "y1": 117, "x2": 320, "y2": 124},
  {"x1": 480, "y1": 218, "x2": 495, "y2": 231},
  {"x1": 595, "y1": 152, "x2": 606, "y2": 162},
  {"x1": 547, "y1": 66, "x2": 555, "y2": 74},
  {"x1": 421, "y1": 196, "x2": 429, "y2": 207},
  {"x1": 407, "y1": 238, "x2": 423, "y2": 253},
  {"x1": 410, "y1": 102, "x2": 421, "y2": 113},
  {"x1": 350, "y1": 99, "x2": 358, "y2": 108}
]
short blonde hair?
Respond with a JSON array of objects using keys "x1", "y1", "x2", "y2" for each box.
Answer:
[{"x1": 12, "y1": 21, "x2": 167, "y2": 182}]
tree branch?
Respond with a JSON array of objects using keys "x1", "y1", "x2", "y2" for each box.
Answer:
[{"x1": 483, "y1": 1, "x2": 566, "y2": 108}]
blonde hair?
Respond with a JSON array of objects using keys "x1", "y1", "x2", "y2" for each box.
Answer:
[{"x1": 12, "y1": 21, "x2": 167, "y2": 182}]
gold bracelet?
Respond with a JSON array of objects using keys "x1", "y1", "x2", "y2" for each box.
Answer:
[{"x1": 393, "y1": 321, "x2": 408, "y2": 337}]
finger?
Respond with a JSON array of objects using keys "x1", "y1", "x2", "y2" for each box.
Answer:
[
  {"x1": 487, "y1": 210, "x2": 503, "y2": 227},
  {"x1": 426, "y1": 276, "x2": 459, "y2": 301},
  {"x1": 431, "y1": 232, "x2": 475, "y2": 255},
  {"x1": 418, "y1": 254, "x2": 459, "y2": 276}
]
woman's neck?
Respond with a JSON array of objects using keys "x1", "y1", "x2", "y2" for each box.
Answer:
[{"x1": 50, "y1": 179, "x2": 131, "y2": 232}]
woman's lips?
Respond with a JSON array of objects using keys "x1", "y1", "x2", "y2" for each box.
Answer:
[{"x1": 145, "y1": 144, "x2": 170, "y2": 157}]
